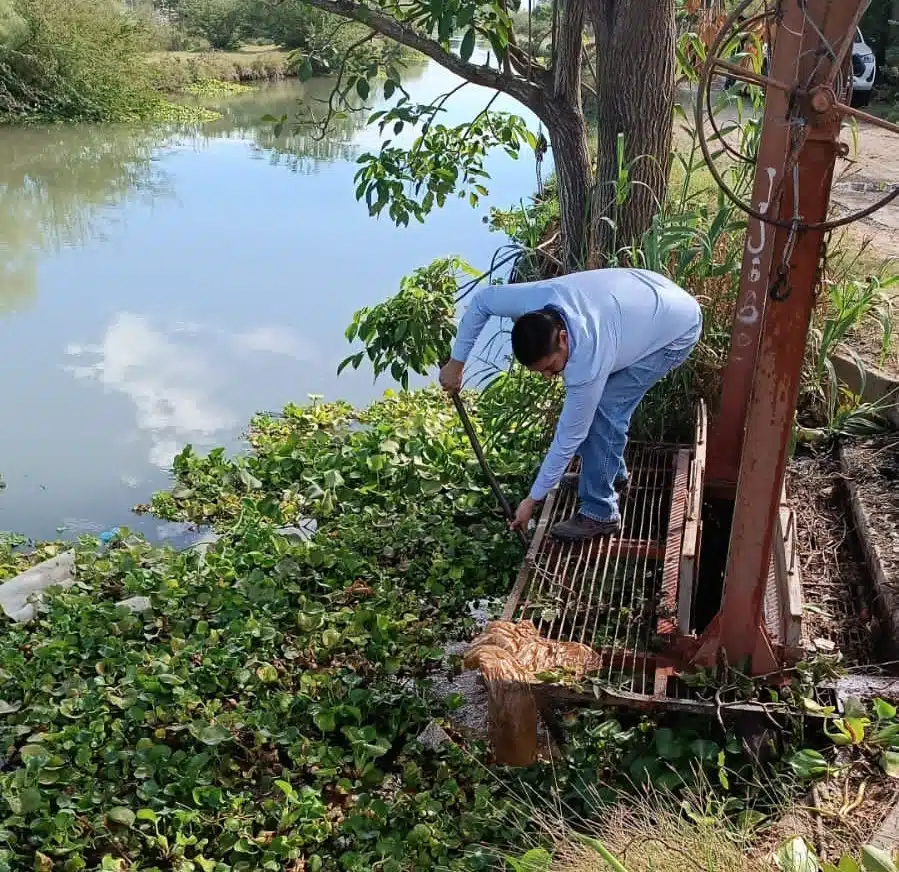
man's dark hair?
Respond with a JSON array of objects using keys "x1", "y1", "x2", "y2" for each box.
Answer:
[{"x1": 510, "y1": 308, "x2": 564, "y2": 366}]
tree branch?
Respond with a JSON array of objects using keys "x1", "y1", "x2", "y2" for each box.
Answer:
[{"x1": 298, "y1": 0, "x2": 546, "y2": 112}]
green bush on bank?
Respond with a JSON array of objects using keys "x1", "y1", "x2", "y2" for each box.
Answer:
[
  {"x1": 145, "y1": 48, "x2": 291, "y2": 93},
  {"x1": 0, "y1": 0, "x2": 416, "y2": 120},
  {"x1": 0, "y1": 0, "x2": 167, "y2": 122}
]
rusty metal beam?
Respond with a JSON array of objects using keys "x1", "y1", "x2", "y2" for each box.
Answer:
[
  {"x1": 695, "y1": 0, "x2": 867, "y2": 671},
  {"x1": 658, "y1": 450, "x2": 690, "y2": 637},
  {"x1": 705, "y1": 5, "x2": 801, "y2": 486}
]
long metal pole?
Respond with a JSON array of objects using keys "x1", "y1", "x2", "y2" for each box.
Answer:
[{"x1": 450, "y1": 392, "x2": 530, "y2": 549}]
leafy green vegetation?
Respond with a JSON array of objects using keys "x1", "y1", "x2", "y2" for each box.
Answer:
[
  {"x1": 0, "y1": 0, "x2": 237, "y2": 121},
  {"x1": 0, "y1": 0, "x2": 415, "y2": 121},
  {"x1": 0, "y1": 534, "x2": 65, "y2": 583},
  {"x1": 339, "y1": 257, "x2": 472, "y2": 389},
  {"x1": 0, "y1": 383, "x2": 810, "y2": 870},
  {"x1": 180, "y1": 78, "x2": 253, "y2": 96},
  {"x1": 0, "y1": 0, "x2": 164, "y2": 122}
]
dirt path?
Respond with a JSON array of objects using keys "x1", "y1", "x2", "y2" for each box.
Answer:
[{"x1": 831, "y1": 122, "x2": 899, "y2": 263}]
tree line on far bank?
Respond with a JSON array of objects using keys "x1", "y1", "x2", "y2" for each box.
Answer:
[{"x1": 0, "y1": 0, "x2": 391, "y2": 122}]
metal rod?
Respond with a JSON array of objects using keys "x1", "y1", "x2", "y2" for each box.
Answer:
[{"x1": 450, "y1": 393, "x2": 529, "y2": 549}]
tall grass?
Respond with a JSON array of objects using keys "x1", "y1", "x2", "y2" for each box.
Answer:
[
  {"x1": 0, "y1": 0, "x2": 163, "y2": 122},
  {"x1": 146, "y1": 46, "x2": 291, "y2": 92},
  {"x1": 548, "y1": 800, "x2": 768, "y2": 872}
]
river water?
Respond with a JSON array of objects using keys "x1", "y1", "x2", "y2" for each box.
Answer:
[{"x1": 0, "y1": 59, "x2": 543, "y2": 542}]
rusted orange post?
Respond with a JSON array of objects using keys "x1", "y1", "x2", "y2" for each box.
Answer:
[
  {"x1": 704, "y1": 13, "x2": 800, "y2": 487},
  {"x1": 694, "y1": 0, "x2": 868, "y2": 671}
]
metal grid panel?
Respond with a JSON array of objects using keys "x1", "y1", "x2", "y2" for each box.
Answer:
[{"x1": 507, "y1": 443, "x2": 682, "y2": 694}]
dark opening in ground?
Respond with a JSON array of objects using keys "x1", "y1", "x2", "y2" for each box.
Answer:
[{"x1": 692, "y1": 497, "x2": 733, "y2": 633}]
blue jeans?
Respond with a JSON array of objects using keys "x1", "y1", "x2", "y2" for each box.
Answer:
[{"x1": 578, "y1": 328, "x2": 701, "y2": 523}]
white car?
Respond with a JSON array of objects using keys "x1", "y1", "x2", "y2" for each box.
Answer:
[
  {"x1": 851, "y1": 27, "x2": 877, "y2": 107},
  {"x1": 725, "y1": 26, "x2": 877, "y2": 107}
]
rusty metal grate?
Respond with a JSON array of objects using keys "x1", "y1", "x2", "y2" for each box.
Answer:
[{"x1": 503, "y1": 442, "x2": 692, "y2": 696}]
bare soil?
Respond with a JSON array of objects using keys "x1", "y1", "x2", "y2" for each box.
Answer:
[
  {"x1": 770, "y1": 443, "x2": 899, "y2": 860},
  {"x1": 787, "y1": 453, "x2": 875, "y2": 666},
  {"x1": 831, "y1": 123, "x2": 899, "y2": 265},
  {"x1": 841, "y1": 437, "x2": 899, "y2": 599}
]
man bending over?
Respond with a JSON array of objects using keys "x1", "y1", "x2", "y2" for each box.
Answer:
[{"x1": 439, "y1": 268, "x2": 702, "y2": 543}]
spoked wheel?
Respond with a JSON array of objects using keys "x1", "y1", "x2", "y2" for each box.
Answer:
[{"x1": 696, "y1": 0, "x2": 899, "y2": 232}]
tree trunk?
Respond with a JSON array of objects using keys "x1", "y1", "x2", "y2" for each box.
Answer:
[
  {"x1": 544, "y1": 0, "x2": 592, "y2": 270},
  {"x1": 542, "y1": 98, "x2": 592, "y2": 271},
  {"x1": 590, "y1": 0, "x2": 676, "y2": 263}
]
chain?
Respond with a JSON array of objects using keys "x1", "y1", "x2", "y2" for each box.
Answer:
[
  {"x1": 769, "y1": 157, "x2": 803, "y2": 302},
  {"x1": 815, "y1": 229, "x2": 832, "y2": 302}
]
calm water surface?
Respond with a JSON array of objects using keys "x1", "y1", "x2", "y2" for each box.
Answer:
[{"x1": 0, "y1": 60, "x2": 544, "y2": 542}]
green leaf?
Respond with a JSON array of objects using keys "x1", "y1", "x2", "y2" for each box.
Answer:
[
  {"x1": 460, "y1": 28, "x2": 476, "y2": 62},
  {"x1": 322, "y1": 628, "x2": 340, "y2": 648},
  {"x1": 171, "y1": 485, "x2": 193, "y2": 500},
  {"x1": 20, "y1": 744, "x2": 48, "y2": 762},
  {"x1": 883, "y1": 750, "x2": 899, "y2": 777},
  {"x1": 256, "y1": 663, "x2": 279, "y2": 684},
  {"x1": 871, "y1": 723, "x2": 899, "y2": 746},
  {"x1": 107, "y1": 807, "x2": 136, "y2": 828},
  {"x1": 323, "y1": 469, "x2": 344, "y2": 489},
  {"x1": 238, "y1": 468, "x2": 262, "y2": 491},
  {"x1": 788, "y1": 748, "x2": 830, "y2": 780},
  {"x1": 775, "y1": 837, "x2": 819, "y2": 872},
  {"x1": 136, "y1": 808, "x2": 158, "y2": 824},
  {"x1": 874, "y1": 698, "x2": 897, "y2": 720},
  {"x1": 689, "y1": 738, "x2": 719, "y2": 763},
  {"x1": 191, "y1": 724, "x2": 231, "y2": 746},
  {"x1": 737, "y1": 809, "x2": 767, "y2": 831},
  {"x1": 313, "y1": 710, "x2": 336, "y2": 733},
  {"x1": 653, "y1": 727, "x2": 682, "y2": 760},
  {"x1": 802, "y1": 696, "x2": 836, "y2": 716},
  {"x1": 862, "y1": 846, "x2": 899, "y2": 872},
  {"x1": 845, "y1": 716, "x2": 869, "y2": 744},
  {"x1": 356, "y1": 77, "x2": 370, "y2": 101},
  {"x1": 0, "y1": 699, "x2": 22, "y2": 714},
  {"x1": 837, "y1": 855, "x2": 862, "y2": 872},
  {"x1": 383, "y1": 79, "x2": 396, "y2": 99},
  {"x1": 19, "y1": 787, "x2": 41, "y2": 813},
  {"x1": 507, "y1": 848, "x2": 552, "y2": 872}
]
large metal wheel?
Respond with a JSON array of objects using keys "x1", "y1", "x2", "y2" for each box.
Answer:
[{"x1": 695, "y1": 0, "x2": 899, "y2": 232}]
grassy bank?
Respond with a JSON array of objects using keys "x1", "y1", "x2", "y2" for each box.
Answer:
[
  {"x1": 0, "y1": 0, "x2": 414, "y2": 122},
  {"x1": 146, "y1": 45, "x2": 292, "y2": 92}
]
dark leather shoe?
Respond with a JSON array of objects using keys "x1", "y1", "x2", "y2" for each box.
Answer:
[{"x1": 551, "y1": 513, "x2": 621, "y2": 542}]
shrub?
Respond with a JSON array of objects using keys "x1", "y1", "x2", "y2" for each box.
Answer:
[
  {"x1": 180, "y1": 0, "x2": 244, "y2": 50},
  {"x1": 242, "y1": 0, "x2": 330, "y2": 50},
  {"x1": 0, "y1": 0, "x2": 160, "y2": 121}
]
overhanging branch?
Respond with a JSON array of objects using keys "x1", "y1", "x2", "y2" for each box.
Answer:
[{"x1": 298, "y1": 0, "x2": 546, "y2": 112}]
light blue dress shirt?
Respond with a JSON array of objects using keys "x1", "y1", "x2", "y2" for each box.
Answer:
[{"x1": 450, "y1": 268, "x2": 702, "y2": 501}]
